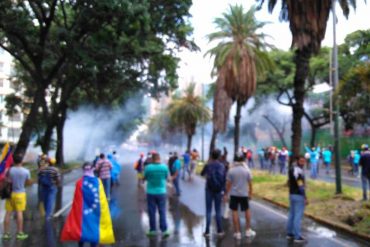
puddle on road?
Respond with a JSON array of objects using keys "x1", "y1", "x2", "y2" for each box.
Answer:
[{"x1": 307, "y1": 226, "x2": 336, "y2": 238}]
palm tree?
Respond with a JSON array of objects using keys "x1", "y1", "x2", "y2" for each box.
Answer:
[
  {"x1": 257, "y1": 0, "x2": 358, "y2": 157},
  {"x1": 206, "y1": 5, "x2": 273, "y2": 156},
  {"x1": 166, "y1": 83, "x2": 211, "y2": 151}
]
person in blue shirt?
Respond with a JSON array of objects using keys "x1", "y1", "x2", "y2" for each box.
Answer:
[
  {"x1": 168, "y1": 152, "x2": 181, "y2": 196},
  {"x1": 322, "y1": 148, "x2": 332, "y2": 174},
  {"x1": 304, "y1": 144, "x2": 320, "y2": 179},
  {"x1": 353, "y1": 150, "x2": 361, "y2": 176},
  {"x1": 257, "y1": 148, "x2": 265, "y2": 170},
  {"x1": 144, "y1": 153, "x2": 170, "y2": 238},
  {"x1": 182, "y1": 150, "x2": 191, "y2": 180}
]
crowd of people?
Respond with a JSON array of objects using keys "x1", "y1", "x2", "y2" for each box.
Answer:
[
  {"x1": 0, "y1": 142, "x2": 369, "y2": 245},
  {"x1": 135, "y1": 143, "x2": 370, "y2": 244}
]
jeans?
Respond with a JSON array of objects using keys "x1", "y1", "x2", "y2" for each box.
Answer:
[
  {"x1": 324, "y1": 161, "x2": 330, "y2": 173},
  {"x1": 361, "y1": 175, "x2": 370, "y2": 200},
  {"x1": 101, "y1": 178, "x2": 111, "y2": 200},
  {"x1": 287, "y1": 194, "x2": 305, "y2": 239},
  {"x1": 310, "y1": 161, "x2": 318, "y2": 178},
  {"x1": 259, "y1": 157, "x2": 264, "y2": 170},
  {"x1": 147, "y1": 194, "x2": 167, "y2": 232},
  {"x1": 248, "y1": 159, "x2": 254, "y2": 169},
  {"x1": 205, "y1": 189, "x2": 223, "y2": 234},
  {"x1": 40, "y1": 185, "x2": 58, "y2": 218},
  {"x1": 278, "y1": 161, "x2": 286, "y2": 174},
  {"x1": 173, "y1": 175, "x2": 181, "y2": 196},
  {"x1": 182, "y1": 163, "x2": 190, "y2": 179}
]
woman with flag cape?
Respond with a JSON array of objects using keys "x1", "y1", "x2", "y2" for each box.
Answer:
[{"x1": 60, "y1": 162, "x2": 115, "y2": 246}]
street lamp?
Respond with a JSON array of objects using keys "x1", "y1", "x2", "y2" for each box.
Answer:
[{"x1": 332, "y1": 0, "x2": 342, "y2": 194}]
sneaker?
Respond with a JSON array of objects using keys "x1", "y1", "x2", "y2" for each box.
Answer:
[
  {"x1": 216, "y1": 232, "x2": 225, "y2": 238},
  {"x1": 245, "y1": 229, "x2": 256, "y2": 238},
  {"x1": 146, "y1": 231, "x2": 157, "y2": 237},
  {"x1": 2, "y1": 233, "x2": 11, "y2": 240},
  {"x1": 233, "y1": 232, "x2": 242, "y2": 240},
  {"x1": 294, "y1": 236, "x2": 307, "y2": 243},
  {"x1": 162, "y1": 231, "x2": 170, "y2": 239},
  {"x1": 203, "y1": 232, "x2": 210, "y2": 238},
  {"x1": 286, "y1": 234, "x2": 294, "y2": 240},
  {"x1": 16, "y1": 232, "x2": 28, "y2": 240}
]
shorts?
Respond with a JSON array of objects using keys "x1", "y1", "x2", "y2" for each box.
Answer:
[
  {"x1": 137, "y1": 172, "x2": 144, "y2": 179},
  {"x1": 5, "y1": 192, "x2": 27, "y2": 212},
  {"x1": 229, "y1": 196, "x2": 249, "y2": 211}
]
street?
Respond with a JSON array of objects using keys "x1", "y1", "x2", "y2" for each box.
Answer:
[{"x1": 1, "y1": 164, "x2": 369, "y2": 247}]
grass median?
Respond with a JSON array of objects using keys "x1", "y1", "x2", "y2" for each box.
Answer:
[
  {"x1": 196, "y1": 163, "x2": 369, "y2": 237},
  {"x1": 252, "y1": 170, "x2": 370, "y2": 237}
]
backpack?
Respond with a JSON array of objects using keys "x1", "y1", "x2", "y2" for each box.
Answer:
[
  {"x1": 168, "y1": 157, "x2": 176, "y2": 175},
  {"x1": 39, "y1": 172, "x2": 53, "y2": 187},
  {"x1": 207, "y1": 164, "x2": 225, "y2": 193}
]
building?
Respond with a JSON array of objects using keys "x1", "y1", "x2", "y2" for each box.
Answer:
[{"x1": 0, "y1": 47, "x2": 23, "y2": 144}]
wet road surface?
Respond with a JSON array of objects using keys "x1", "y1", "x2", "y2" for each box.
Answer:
[{"x1": 1, "y1": 165, "x2": 369, "y2": 247}]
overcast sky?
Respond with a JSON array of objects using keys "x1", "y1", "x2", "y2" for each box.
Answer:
[{"x1": 177, "y1": 0, "x2": 370, "y2": 87}]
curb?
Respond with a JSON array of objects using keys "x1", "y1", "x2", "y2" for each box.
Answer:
[{"x1": 258, "y1": 196, "x2": 370, "y2": 242}]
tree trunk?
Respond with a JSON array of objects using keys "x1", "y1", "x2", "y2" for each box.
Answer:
[
  {"x1": 310, "y1": 126, "x2": 317, "y2": 148},
  {"x1": 40, "y1": 122, "x2": 55, "y2": 155},
  {"x1": 56, "y1": 106, "x2": 67, "y2": 167},
  {"x1": 209, "y1": 129, "x2": 218, "y2": 158},
  {"x1": 234, "y1": 101, "x2": 242, "y2": 158},
  {"x1": 55, "y1": 105, "x2": 67, "y2": 212},
  {"x1": 291, "y1": 48, "x2": 311, "y2": 159},
  {"x1": 263, "y1": 115, "x2": 288, "y2": 147},
  {"x1": 186, "y1": 134, "x2": 192, "y2": 152},
  {"x1": 14, "y1": 88, "x2": 44, "y2": 159}
]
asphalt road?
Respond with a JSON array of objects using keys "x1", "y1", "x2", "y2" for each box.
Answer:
[{"x1": 0, "y1": 164, "x2": 368, "y2": 247}]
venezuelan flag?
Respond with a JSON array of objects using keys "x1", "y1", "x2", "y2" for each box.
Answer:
[
  {"x1": 60, "y1": 176, "x2": 115, "y2": 244},
  {"x1": 0, "y1": 143, "x2": 13, "y2": 180}
]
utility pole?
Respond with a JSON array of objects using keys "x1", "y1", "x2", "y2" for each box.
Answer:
[{"x1": 332, "y1": 0, "x2": 342, "y2": 194}]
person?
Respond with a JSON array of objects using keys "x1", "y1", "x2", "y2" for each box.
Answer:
[
  {"x1": 144, "y1": 153, "x2": 170, "y2": 238},
  {"x1": 60, "y1": 162, "x2": 115, "y2": 246},
  {"x1": 169, "y1": 152, "x2": 181, "y2": 196},
  {"x1": 359, "y1": 144, "x2": 370, "y2": 201},
  {"x1": 96, "y1": 153, "x2": 113, "y2": 200},
  {"x1": 305, "y1": 144, "x2": 320, "y2": 179},
  {"x1": 286, "y1": 155, "x2": 308, "y2": 243},
  {"x1": 200, "y1": 148, "x2": 225, "y2": 238},
  {"x1": 190, "y1": 149, "x2": 199, "y2": 180},
  {"x1": 135, "y1": 153, "x2": 145, "y2": 186},
  {"x1": 258, "y1": 148, "x2": 265, "y2": 170},
  {"x1": 246, "y1": 149, "x2": 254, "y2": 169},
  {"x1": 268, "y1": 147, "x2": 277, "y2": 174},
  {"x1": 322, "y1": 148, "x2": 332, "y2": 174},
  {"x1": 107, "y1": 154, "x2": 121, "y2": 186},
  {"x1": 38, "y1": 157, "x2": 61, "y2": 219},
  {"x1": 182, "y1": 150, "x2": 191, "y2": 180},
  {"x1": 353, "y1": 150, "x2": 361, "y2": 177},
  {"x1": 3, "y1": 154, "x2": 32, "y2": 240},
  {"x1": 224, "y1": 152, "x2": 255, "y2": 240},
  {"x1": 278, "y1": 147, "x2": 289, "y2": 174}
]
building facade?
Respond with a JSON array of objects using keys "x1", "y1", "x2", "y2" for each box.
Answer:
[{"x1": 0, "y1": 48, "x2": 23, "y2": 143}]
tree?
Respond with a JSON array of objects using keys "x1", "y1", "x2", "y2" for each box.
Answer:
[
  {"x1": 257, "y1": 0, "x2": 358, "y2": 158},
  {"x1": 206, "y1": 5, "x2": 272, "y2": 156},
  {"x1": 1, "y1": 0, "x2": 196, "y2": 161},
  {"x1": 167, "y1": 83, "x2": 211, "y2": 151},
  {"x1": 255, "y1": 48, "x2": 332, "y2": 148}
]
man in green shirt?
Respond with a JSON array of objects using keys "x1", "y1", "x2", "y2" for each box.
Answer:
[{"x1": 144, "y1": 153, "x2": 170, "y2": 238}]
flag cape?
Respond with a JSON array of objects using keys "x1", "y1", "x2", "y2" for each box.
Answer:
[
  {"x1": 60, "y1": 176, "x2": 115, "y2": 244},
  {"x1": 0, "y1": 143, "x2": 13, "y2": 181}
]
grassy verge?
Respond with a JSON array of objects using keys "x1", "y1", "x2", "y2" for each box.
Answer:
[{"x1": 252, "y1": 170, "x2": 370, "y2": 237}]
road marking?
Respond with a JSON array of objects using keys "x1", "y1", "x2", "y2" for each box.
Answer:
[{"x1": 53, "y1": 201, "x2": 72, "y2": 218}]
